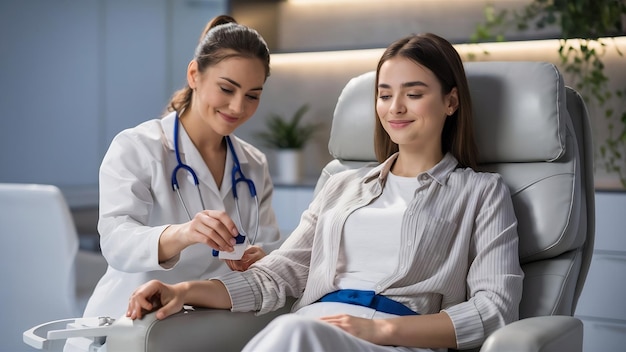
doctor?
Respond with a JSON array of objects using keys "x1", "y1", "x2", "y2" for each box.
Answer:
[{"x1": 83, "y1": 15, "x2": 282, "y2": 320}]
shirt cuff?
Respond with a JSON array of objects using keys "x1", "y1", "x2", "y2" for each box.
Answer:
[
  {"x1": 158, "y1": 254, "x2": 179, "y2": 269},
  {"x1": 442, "y1": 301, "x2": 485, "y2": 349},
  {"x1": 154, "y1": 225, "x2": 177, "y2": 269},
  {"x1": 213, "y1": 271, "x2": 261, "y2": 312}
]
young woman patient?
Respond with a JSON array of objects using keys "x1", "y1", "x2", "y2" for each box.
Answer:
[{"x1": 126, "y1": 32, "x2": 523, "y2": 352}]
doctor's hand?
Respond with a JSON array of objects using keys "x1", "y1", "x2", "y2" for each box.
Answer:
[
  {"x1": 127, "y1": 280, "x2": 185, "y2": 321},
  {"x1": 185, "y1": 210, "x2": 240, "y2": 251},
  {"x1": 224, "y1": 245, "x2": 266, "y2": 271},
  {"x1": 160, "y1": 210, "x2": 239, "y2": 262}
]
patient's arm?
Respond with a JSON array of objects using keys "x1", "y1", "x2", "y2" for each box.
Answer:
[{"x1": 127, "y1": 279, "x2": 231, "y2": 320}]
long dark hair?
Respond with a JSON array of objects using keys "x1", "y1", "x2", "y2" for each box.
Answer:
[
  {"x1": 374, "y1": 33, "x2": 478, "y2": 169},
  {"x1": 166, "y1": 15, "x2": 270, "y2": 114}
]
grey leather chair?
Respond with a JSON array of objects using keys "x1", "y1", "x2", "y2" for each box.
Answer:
[{"x1": 27, "y1": 61, "x2": 594, "y2": 352}]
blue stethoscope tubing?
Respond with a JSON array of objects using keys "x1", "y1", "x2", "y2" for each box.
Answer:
[{"x1": 170, "y1": 112, "x2": 260, "y2": 254}]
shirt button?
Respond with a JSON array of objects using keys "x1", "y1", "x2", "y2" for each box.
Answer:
[
  {"x1": 420, "y1": 175, "x2": 428, "y2": 181},
  {"x1": 376, "y1": 285, "x2": 382, "y2": 290},
  {"x1": 407, "y1": 241, "x2": 413, "y2": 246},
  {"x1": 407, "y1": 210, "x2": 413, "y2": 215}
]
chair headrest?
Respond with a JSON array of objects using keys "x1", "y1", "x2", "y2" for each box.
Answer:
[
  {"x1": 329, "y1": 71, "x2": 377, "y2": 161},
  {"x1": 329, "y1": 61, "x2": 567, "y2": 164}
]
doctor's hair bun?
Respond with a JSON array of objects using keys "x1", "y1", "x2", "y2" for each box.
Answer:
[
  {"x1": 193, "y1": 14, "x2": 269, "y2": 76},
  {"x1": 199, "y1": 15, "x2": 237, "y2": 43}
]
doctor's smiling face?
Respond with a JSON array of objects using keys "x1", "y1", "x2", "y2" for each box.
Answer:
[{"x1": 187, "y1": 54, "x2": 266, "y2": 137}]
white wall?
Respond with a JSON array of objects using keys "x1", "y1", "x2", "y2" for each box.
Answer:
[
  {"x1": 0, "y1": 1, "x2": 102, "y2": 187},
  {"x1": 277, "y1": 0, "x2": 557, "y2": 52},
  {"x1": 1, "y1": 0, "x2": 623, "y2": 192},
  {"x1": 0, "y1": 0, "x2": 227, "y2": 188},
  {"x1": 576, "y1": 191, "x2": 626, "y2": 351}
]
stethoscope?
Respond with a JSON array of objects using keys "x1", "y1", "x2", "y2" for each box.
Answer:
[{"x1": 171, "y1": 112, "x2": 259, "y2": 255}]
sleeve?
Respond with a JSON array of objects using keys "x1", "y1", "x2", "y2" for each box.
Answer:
[
  {"x1": 217, "y1": 204, "x2": 319, "y2": 314},
  {"x1": 217, "y1": 171, "x2": 339, "y2": 314},
  {"x1": 98, "y1": 130, "x2": 169, "y2": 273},
  {"x1": 442, "y1": 175, "x2": 524, "y2": 350}
]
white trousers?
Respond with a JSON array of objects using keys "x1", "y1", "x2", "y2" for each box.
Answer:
[{"x1": 241, "y1": 302, "x2": 443, "y2": 352}]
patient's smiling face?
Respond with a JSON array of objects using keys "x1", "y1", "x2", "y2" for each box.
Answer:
[{"x1": 376, "y1": 57, "x2": 457, "y2": 155}]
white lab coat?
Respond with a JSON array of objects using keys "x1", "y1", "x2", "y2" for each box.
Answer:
[{"x1": 83, "y1": 111, "x2": 282, "y2": 319}]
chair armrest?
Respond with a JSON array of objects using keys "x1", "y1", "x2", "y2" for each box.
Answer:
[
  {"x1": 480, "y1": 316, "x2": 583, "y2": 352},
  {"x1": 107, "y1": 301, "x2": 293, "y2": 352}
]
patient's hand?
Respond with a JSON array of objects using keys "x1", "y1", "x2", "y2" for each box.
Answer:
[
  {"x1": 225, "y1": 245, "x2": 266, "y2": 271},
  {"x1": 127, "y1": 280, "x2": 184, "y2": 320},
  {"x1": 320, "y1": 314, "x2": 386, "y2": 345}
]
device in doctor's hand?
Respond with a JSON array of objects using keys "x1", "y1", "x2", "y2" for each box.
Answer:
[{"x1": 213, "y1": 233, "x2": 248, "y2": 260}]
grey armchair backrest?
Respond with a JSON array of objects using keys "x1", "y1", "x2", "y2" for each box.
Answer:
[
  {"x1": 0, "y1": 183, "x2": 79, "y2": 352},
  {"x1": 315, "y1": 61, "x2": 595, "y2": 321}
]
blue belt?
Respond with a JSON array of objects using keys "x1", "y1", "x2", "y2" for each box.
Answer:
[{"x1": 318, "y1": 289, "x2": 419, "y2": 316}]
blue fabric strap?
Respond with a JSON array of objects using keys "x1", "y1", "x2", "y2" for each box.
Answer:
[{"x1": 319, "y1": 289, "x2": 419, "y2": 316}]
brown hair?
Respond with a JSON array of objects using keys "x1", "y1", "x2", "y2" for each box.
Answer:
[
  {"x1": 166, "y1": 15, "x2": 270, "y2": 114},
  {"x1": 374, "y1": 33, "x2": 478, "y2": 169}
]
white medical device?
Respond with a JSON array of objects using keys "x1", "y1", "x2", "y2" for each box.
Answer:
[{"x1": 23, "y1": 310, "x2": 163, "y2": 352}]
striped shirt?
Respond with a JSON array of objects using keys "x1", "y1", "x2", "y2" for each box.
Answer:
[{"x1": 217, "y1": 153, "x2": 523, "y2": 349}]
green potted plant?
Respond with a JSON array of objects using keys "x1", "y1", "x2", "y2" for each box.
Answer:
[
  {"x1": 470, "y1": 0, "x2": 626, "y2": 188},
  {"x1": 254, "y1": 103, "x2": 321, "y2": 183}
]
